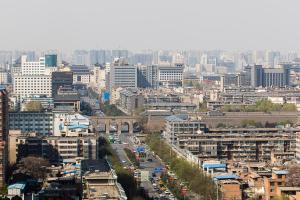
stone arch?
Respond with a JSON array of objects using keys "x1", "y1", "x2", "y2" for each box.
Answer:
[
  {"x1": 133, "y1": 121, "x2": 141, "y2": 133},
  {"x1": 121, "y1": 121, "x2": 130, "y2": 133}
]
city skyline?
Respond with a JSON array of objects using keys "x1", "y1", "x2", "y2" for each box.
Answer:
[{"x1": 0, "y1": 0, "x2": 300, "y2": 52}]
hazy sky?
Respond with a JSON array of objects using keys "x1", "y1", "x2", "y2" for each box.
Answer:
[{"x1": 0, "y1": 0, "x2": 299, "y2": 52}]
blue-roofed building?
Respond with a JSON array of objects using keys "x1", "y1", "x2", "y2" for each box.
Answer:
[
  {"x1": 203, "y1": 163, "x2": 227, "y2": 170},
  {"x1": 273, "y1": 170, "x2": 288, "y2": 175},
  {"x1": 213, "y1": 174, "x2": 239, "y2": 181},
  {"x1": 54, "y1": 113, "x2": 90, "y2": 137},
  {"x1": 163, "y1": 114, "x2": 206, "y2": 154}
]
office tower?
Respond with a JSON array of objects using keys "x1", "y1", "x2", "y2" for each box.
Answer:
[
  {"x1": 137, "y1": 65, "x2": 158, "y2": 88},
  {"x1": 0, "y1": 87, "x2": 8, "y2": 187},
  {"x1": 13, "y1": 76, "x2": 52, "y2": 97},
  {"x1": 263, "y1": 66, "x2": 290, "y2": 87},
  {"x1": 13, "y1": 56, "x2": 52, "y2": 98},
  {"x1": 157, "y1": 64, "x2": 183, "y2": 87},
  {"x1": 251, "y1": 64, "x2": 290, "y2": 88},
  {"x1": 109, "y1": 59, "x2": 137, "y2": 90},
  {"x1": 0, "y1": 51, "x2": 12, "y2": 69},
  {"x1": 265, "y1": 51, "x2": 280, "y2": 68},
  {"x1": 45, "y1": 54, "x2": 58, "y2": 67},
  {"x1": 251, "y1": 65, "x2": 263, "y2": 87},
  {"x1": 21, "y1": 55, "x2": 46, "y2": 75},
  {"x1": 51, "y1": 71, "x2": 73, "y2": 96}
]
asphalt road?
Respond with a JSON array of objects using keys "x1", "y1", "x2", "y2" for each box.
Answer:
[{"x1": 112, "y1": 133, "x2": 160, "y2": 199}]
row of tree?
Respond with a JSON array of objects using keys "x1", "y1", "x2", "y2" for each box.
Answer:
[
  {"x1": 221, "y1": 99, "x2": 297, "y2": 113},
  {"x1": 216, "y1": 119, "x2": 293, "y2": 128},
  {"x1": 124, "y1": 148, "x2": 140, "y2": 168},
  {"x1": 146, "y1": 133, "x2": 217, "y2": 200}
]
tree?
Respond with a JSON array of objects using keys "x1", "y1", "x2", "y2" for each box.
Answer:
[
  {"x1": 216, "y1": 123, "x2": 226, "y2": 128},
  {"x1": 286, "y1": 165, "x2": 300, "y2": 187},
  {"x1": 25, "y1": 101, "x2": 43, "y2": 112},
  {"x1": 281, "y1": 103, "x2": 297, "y2": 112},
  {"x1": 17, "y1": 156, "x2": 50, "y2": 180}
]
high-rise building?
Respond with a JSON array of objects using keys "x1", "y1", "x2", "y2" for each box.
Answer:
[
  {"x1": 21, "y1": 55, "x2": 46, "y2": 75},
  {"x1": 0, "y1": 87, "x2": 8, "y2": 187},
  {"x1": 45, "y1": 54, "x2": 58, "y2": 67},
  {"x1": 13, "y1": 55, "x2": 53, "y2": 98},
  {"x1": 251, "y1": 65, "x2": 264, "y2": 87},
  {"x1": 111, "y1": 50, "x2": 129, "y2": 59},
  {"x1": 72, "y1": 50, "x2": 90, "y2": 66},
  {"x1": 109, "y1": 59, "x2": 137, "y2": 90},
  {"x1": 89, "y1": 50, "x2": 106, "y2": 65},
  {"x1": 263, "y1": 67, "x2": 290, "y2": 87},
  {"x1": 131, "y1": 53, "x2": 153, "y2": 65}
]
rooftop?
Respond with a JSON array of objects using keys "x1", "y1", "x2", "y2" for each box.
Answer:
[
  {"x1": 8, "y1": 183, "x2": 26, "y2": 190},
  {"x1": 81, "y1": 159, "x2": 111, "y2": 173},
  {"x1": 165, "y1": 114, "x2": 189, "y2": 122},
  {"x1": 213, "y1": 174, "x2": 239, "y2": 181},
  {"x1": 273, "y1": 170, "x2": 288, "y2": 175}
]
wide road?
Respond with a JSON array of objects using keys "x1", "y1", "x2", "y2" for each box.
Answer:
[
  {"x1": 119, "y1": 133, "x2": 176, "y2": 200},
  {"x1": 112, "y1": 132, "x2": 160, "y2": 199}
]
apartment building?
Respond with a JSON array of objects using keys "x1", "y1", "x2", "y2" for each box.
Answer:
[
  {"x1": 10, "y1": 133, "x2": 97, "y2": 164},
  {"x1": 164, "y1": 115, "x2": 296, "y2": 162},
  {"x1": 13, "y1": 75, "x2": 52, "y2": 97},
  {"x1": 164, "y1": 114, "x2": 207, "y2": 154}
]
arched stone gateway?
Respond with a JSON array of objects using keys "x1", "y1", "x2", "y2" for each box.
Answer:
[{"x1": 90, "y1": 116, "x2": 138, "y2": 134}]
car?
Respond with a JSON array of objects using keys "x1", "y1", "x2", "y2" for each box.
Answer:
[
  {"x1": 147, "y1": 158, "x2": 153, "y2": 162},
  {"x1": 121, "y1": 160, "x2": 126, "y2": 163}
]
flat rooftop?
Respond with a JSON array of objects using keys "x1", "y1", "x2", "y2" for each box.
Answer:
[{"x1": 81, "y1": 159, "x2": 111, "y2": 173}]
